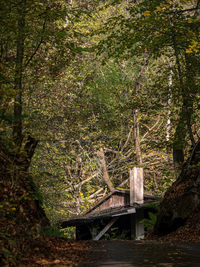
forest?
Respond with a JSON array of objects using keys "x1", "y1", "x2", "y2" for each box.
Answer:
[{"x1": 0, "y1": 0, "x2": 200, "y2": 266}]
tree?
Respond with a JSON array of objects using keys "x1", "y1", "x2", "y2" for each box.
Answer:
[
  {"x1": 0, "y1": 0, "x2": 88, "y2": 263},
  {"x1": 96, "y1": 0, "x2": 200, "y2": 173}
]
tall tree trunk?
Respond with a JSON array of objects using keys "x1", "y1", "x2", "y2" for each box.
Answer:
[
  {"x1": 172, "y1": 51, "x2": 197, "y2": 175},
  {"x1": 184, "y1": 53, "x2": 197, "y2": 147},
  {"x1": 171, "y1": 26, "x2": 198, "y2": 176},
  {"x1": 166, "y1": 50, "x2": 173, "y2": 142},
  {"x1": 133, "y1": 109, "x2": 142, "y2": 165},
  {"x1": 13, "y1": 0, "x2": 26, "y2": 147},
  {"x1": 172, "y1": 107, "x2": 186, "y2": 175},
  {"x1": 171, "y1": 31, "x2": 186, "y2": 175},
  {"x1": 97, "y1": 148, "x2": 115, "y2": 192},
  {"x1": 133, "y1": 57, "x2": 148, "y2": 165}
]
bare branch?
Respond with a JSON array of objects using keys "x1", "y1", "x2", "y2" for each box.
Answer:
[
  {"x1": 87, "y1": 188, "x2": 104, "y2": 199},
  {"x1": 141, "y1": 116, "x2": 161, "y2": 143},
  {"x1": 97, "y1": 148, "x2": 115, "y2": 192},
  {"x1": 121, "y1": 125, "x2": 134, "y2": 151},
  {"x1": 118, "y1": 178, "x2": 129, "y2": 187},
  {"x1": 24, "y1": 16, "x2": 47, "y2": 68},
  {"x1": 65, "y1": 172, "x2": 99, "y2": 192},
  {"x1": 175, "y1": 7, "x2": 200, "y2": 15}
]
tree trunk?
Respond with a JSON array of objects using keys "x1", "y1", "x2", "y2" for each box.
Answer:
[
  {"x1": 133, "y1": 109, "x2": 142, "y2": 165},
  {"x1": 16, "y1": 135, "x2": 39, "y2": 171},
  {"x1": 132, "y1": 57, "x2": 148, "y2": 165},
  {"x1": 0, "y1": 137, "x2": 49, "y2": 234},
  {"x1": 97, "y1": 148, "x2": 115, "y2": 192},
  {"x1": 171, "y1": 32, "x2": 197, "y2": 176},
  {"x1": 13, "y1": 0, "x2": 26, "y2": 147},
  {"x1": 172, "y1": 106, "x2": 186, "y2": 176},
  {"x1": 171, "y1": 31, "x2": 186, "y2": 176},
  {"x1": 166, "y1": 49, "x2": 173, "y2": 142},
  {"x1": 184, "y1": 53, "x2": 197, "y2": 147}
]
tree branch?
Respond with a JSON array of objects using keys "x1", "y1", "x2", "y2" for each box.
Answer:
[
  {"x1": 141, "y1": 116, "x2": 161, "y2": 143},
  {"x1": 24, "y1": 16, "x2": 47, "y2": 68},
  {"x1": 97, "y1": 148, "x2": 115, "y2": 192},
  {"x1": 65, "y1": 172, "x2": 99, "y2": 192}
]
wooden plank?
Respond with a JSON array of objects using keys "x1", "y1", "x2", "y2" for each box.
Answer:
[
  {"x1": 112, "y1": 208, "x2": 136, "y2": 217},
  {"x1": 93, "y1": 217, "x2": 118, "y2": 241},
  {"x1": 127, "y1": 208, "x2": 136, "y2": 214}
]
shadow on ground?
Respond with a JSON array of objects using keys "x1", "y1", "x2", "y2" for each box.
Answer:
[{"x1": 79, "y1": 240, "x2": 200, "y2": 267}]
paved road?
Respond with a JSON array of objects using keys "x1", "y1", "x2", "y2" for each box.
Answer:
[{"x1": 78, "y1": 240, "x2": 200, "y2": 267}]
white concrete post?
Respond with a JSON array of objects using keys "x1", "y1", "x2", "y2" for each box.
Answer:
[
  {"x1": 130, "y1": 167, "x2": 144, "y2": 240},
  {"x1": 130, "y1": 167, "x2": 144, "y2": 205}
]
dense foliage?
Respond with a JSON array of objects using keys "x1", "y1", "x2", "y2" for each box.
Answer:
[{"x1": 0, "y1": 0, "x2": 200, "y2": 264}]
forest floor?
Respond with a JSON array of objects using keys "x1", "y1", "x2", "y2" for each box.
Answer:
[
  {"x1": 19, "y1": 237, "x2": 89, "y2": 267},
  {"x1": 146, "y1": 208, "x2": 200, "y2": 243},
  {"x1": 1, "y1": 237, "x2": 89, "y2": 266}
]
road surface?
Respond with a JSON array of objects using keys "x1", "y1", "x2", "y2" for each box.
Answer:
[{"x1": 78, "y1": 240, "x2": 200, "y2": 267}]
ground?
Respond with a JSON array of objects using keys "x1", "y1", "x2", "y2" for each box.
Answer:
[
  {"x1": 147, "y1": 208, "x2": 200, "y2": 242},
  {"x1": 19, "y1": 237, "x2": 89, "y2": 267},
  {"x1": 1, "y1": 237, "x2": 89, "y2": 267},
  {"x1": 78, "y1": 240, "x2": 200, "y2": 267}
]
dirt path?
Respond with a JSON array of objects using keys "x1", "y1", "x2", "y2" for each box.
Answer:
[{"x1": 78, "y1": 241, "x2": 200, "y2": 267}]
